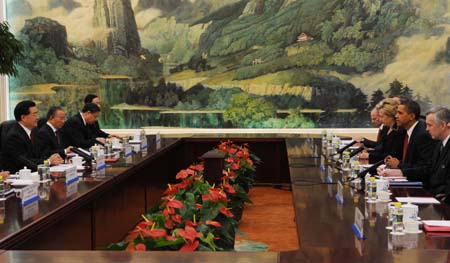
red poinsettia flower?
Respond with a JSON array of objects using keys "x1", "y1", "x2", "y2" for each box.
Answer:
[
  {"x1": 171, "y1": 214, "x2": 182, "y2": 224},
  {"x1": 164, "y1": 219, "x2": 174, "y2": 229},
  {"x1": 195, "y1": 203, "x2": 202, "y2": 209},
  {"x1": 230, "y1": 163, "x2": 240, "y2": 170},
  {"x1": 176, "y1": 179, "x2": 192, "y2": 189},
  {"x1": 135, "y1": 243, "x2": 146, "y2": 251},
  {"x1": 136, "y1": 220, "x2": 154, "y2": 229},
  {"x1": 166, "y1": 235, "x2": 177, "y2": 241},
  {"x1": 166, "y1": 199, "x2": 184, "y2": 209},
  {"x1": 227, "y1": 148, "x2": 238, "y2": 154},
  {"x1": 202, "y1": 188, "x2": 227, "y2": 203},
  {"x1": 176, "y1": 226, "x2": 202, "y2": 243},
  {"x1": 163, "y1": 207, "x2": 175, "y2": 217},
  {"x1": 224, "y1": 157, "x2": 235, "y2": 163},
  {"x1": 185, "y1": 220, "x2": 201, "y2": 227},
  {"x1": 176, "y1": 169, "x2": 195, "y2": 179},
  {"x1": 179, "y1": 240, "x2": 199, "y2": 252},
  {"x1": 206, "y1": 220, "x2": 222, "y2": 227},
  {"x1": 223, "y1": 182, "x2": 236, "y2": 194},
  {"x1": 219, "y1": 207, "x2": 234, "y2": 218},
  {"x1": 189, "y1": 164, "x2": 204, "y2": 172},
  {"x1": 142, "y1": 228, "x2": 167, "y2": 238},
  {"x1": 163, "y1": 184, "x2": 179, "y2": 195}
]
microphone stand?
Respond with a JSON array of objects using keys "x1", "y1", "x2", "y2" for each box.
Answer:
[
  {"x1": 71, "y1": 147, "x2": 94, "y2": 163},
  {"x1": 336, "y1": 140, "x2": 357, "y2": 156},
  {"x1": 349, "y1": 146, "x2": 365, "y2": 158},
  {"x1": 349, "y1": 160, "x2": 385, "y2": 190}
]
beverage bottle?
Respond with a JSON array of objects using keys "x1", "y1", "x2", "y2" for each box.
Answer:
[
  {"x1": 351, "y1": 161, "x2": 360, "y2": 178},
  {"x1": 367, "y1": 176, "x2": 377, "y2": 201},
  {"x1": 392, "y1": 202, "x2": 404, "y2": 234}
]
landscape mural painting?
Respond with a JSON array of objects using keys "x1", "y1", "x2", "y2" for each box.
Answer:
[{"x1": 6, "y1": 0, "x2": 450, "y2": 128}]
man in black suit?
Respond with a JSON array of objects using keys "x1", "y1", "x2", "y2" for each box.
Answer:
[
  {"x1": 380, "y1": 99, "x2": 437, "y2": 183},
  {"x1": 36, "y1": 106, "x2": 72, "y2": 160},
  {"x1": 84, "y1": 94, "x2": 112, "y2": 139},
  {"x1": 4, "y1": 101, "x2": 64, "y2": 173},
  {"x1": 61, "y1": 103, "x2": 106, "y2": 149},
  {"x1": 424, "y1": 107, "x2": 450, "y2": 201}
]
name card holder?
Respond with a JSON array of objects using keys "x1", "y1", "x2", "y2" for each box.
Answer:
[
  {"x1": 156, "y1": 133, "x2": 161, "y2": 150},
  {"x1": 65, "y1": 165, "x2": 78, "y2": 185},
  {"x1": 352, "y1": 207, "x2": 366, "y2": 240},
  {"x1": 141, "y1": 137, "x2": 148, "y2": 150},
  {"x1": 124, "y1": 146, "x2": 133, "y2": 157},
  {"x1": 20, "y1": 184, "x2": 39, "y2": 206}
]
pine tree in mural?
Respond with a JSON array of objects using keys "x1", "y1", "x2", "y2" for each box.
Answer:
[
  {"x1": 386, "y1": 79, "x2": 404, "y2": 98},
  {"x1": 400, "y1": 85, "x2": 413, "y2": 99},
  {"x1": 370, "y1": 89, "x2": 384, "y2": 109}
]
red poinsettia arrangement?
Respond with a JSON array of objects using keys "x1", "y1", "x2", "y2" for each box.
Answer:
[{"x1": 109, "y1": 141, "x2": 259, "y2": 252}]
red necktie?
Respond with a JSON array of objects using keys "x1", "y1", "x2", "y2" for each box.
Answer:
[{"x1": 402, "y1": 134, "x2": 409, "y2": 161}]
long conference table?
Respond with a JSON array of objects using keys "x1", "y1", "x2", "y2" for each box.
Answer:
[{"x1": 0, "y1": 135, "x2": 450, "y2": 262}]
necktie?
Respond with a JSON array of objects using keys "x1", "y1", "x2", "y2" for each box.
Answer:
[
  {"x1": 55, "y1": 130, "x2": 61, "y2": 146},
  {"x1": 402, "y1": 134, "x2": 409, "y2": 162}
]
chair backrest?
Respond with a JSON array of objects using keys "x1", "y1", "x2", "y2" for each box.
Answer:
[
  {"x1": 0, "y1": 120, "x2": 16, "y2": 151},
  {"x1": 37, "y1": 117, "x2": 47, "y2": 129},
  {"x1": 0, "y1": 120, "x2": 17, "y2": 170}
]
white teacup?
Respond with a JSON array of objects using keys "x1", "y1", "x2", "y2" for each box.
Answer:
[
  {"x1": 376, "y1": 178, "x2": 390, "y2": 193},
  {"x1": 377, "y1": 191, "x2": 391, "y2": 202},
  {"x1": 19, "y1": 167, "x2": 32, "y2": 180},
  {"x1": 402, "y1": 203, "x2": 419, "y2": 222},
  {"x1": 72, "y1": 156, "x2": 83, "y2": 167},
  {"x1": 404, "y1": 221, "x2": 421, "y2": 233}
]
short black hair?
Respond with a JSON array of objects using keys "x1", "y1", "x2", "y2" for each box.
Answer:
[
  {"x1": 82, "y1": 103, "x2": 101, "y2": 114},
  {"x1": 399, "y1": 98, "x2": 421, "y2": 121},
  {"x1": 46, "y1": 106, "x2": 64, "y2": 120},
  {"x1": 14, "y1": 100, "x2": 36, "y2": 121},
  {"x1": 84, "y1": 94, "x2": 98, "y2": 104}
]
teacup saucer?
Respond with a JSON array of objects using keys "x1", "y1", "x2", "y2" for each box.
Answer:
[{"x1": 404, "y1": 229, "x2": 423, "y2": 234}]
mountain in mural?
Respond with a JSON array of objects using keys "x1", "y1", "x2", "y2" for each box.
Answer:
[
  {"x1": 135, "y1": 0, "x2": 185, "y2": 13},
  {"x1": 48, "y1": 0, "x2": 81, "y2": 11},
  {"x1": 93, "y1": 0, "x2": 141, "y2": 56},
  {"x1": 21, "y1": 17, "x2": 73, "y2": 59}
]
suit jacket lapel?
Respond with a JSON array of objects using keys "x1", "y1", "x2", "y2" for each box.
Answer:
[{"x1": 405, "y1": 121, "x2": 424, "y2": 162}]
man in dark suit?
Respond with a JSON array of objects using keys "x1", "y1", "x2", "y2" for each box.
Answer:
[
  {"x1": 424, "y1": 106, "x2": 450, "y2": 201},
  {"x1": 381, "y1": 99, "x2": 437, "y2": 183},
  {"x1": 61, "y1": 103, "x2": 106, "y2": 149},
  {"x1": 4, "y1": 101, "x2": 64, "y2": 173},
  {"x1": 84, "y1": 94, "x2": 111, "y2": 139},
  {"x1": 36, "y1": 106, "x2": 72, "y2": 160}
]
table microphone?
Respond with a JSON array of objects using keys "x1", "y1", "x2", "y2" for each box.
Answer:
[
  {"x1": 337, "y1": 140, "x2": 357, "y2": 155},
  {"x1": 71, "y1": 147, "x2": 94, "y2": 162},
  {"x1": 349, "y1": 160, "x2": 385, "y2": 182},
  {"x1": 349, "y1": 146, "x2": 365, "y2": 158}
]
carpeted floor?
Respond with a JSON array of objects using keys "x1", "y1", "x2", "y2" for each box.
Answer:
[{"x1": 235, "y1": 186, "x2": 300, "y2": 252}]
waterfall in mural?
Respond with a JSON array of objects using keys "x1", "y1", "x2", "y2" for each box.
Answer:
[{"x1": 6, "y1": 0, "x2": 450, "y2": 128}]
